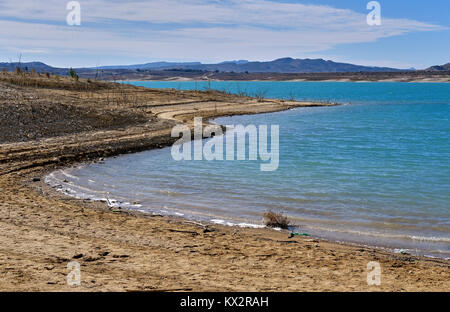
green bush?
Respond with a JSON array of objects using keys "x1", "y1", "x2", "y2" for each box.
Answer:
[{"x1": 69, "y1": 67, "x2": 79, "y2": 81}]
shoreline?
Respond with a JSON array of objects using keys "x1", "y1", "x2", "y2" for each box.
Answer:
[
  {"x1": 1, "y1": 73, "x2": 448, "y2": 291},
  {"x1": 42, "y1": 127, "x2": 449, "y2": 262},
  {"x1": 121, "y1": 78, "x2": 450, "y2": 83},
  {"x1": 40, "y1": 166, "x2": 450, "y2": 260}
]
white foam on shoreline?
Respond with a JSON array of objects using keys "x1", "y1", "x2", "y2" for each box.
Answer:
[
  {"x1": 45, "y1": 169, "x2": 267, "y2": 231},
  {"x1": 44, "y1": 167, "x2": 450, "y2": 260}
]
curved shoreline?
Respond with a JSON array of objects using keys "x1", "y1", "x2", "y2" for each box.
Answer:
[
  {"x1": 42, "y1": 138, "x2": 450, "y2": 262},
  {"x1": 0, "y1": 73, "x2": 448, "y2": 291}
]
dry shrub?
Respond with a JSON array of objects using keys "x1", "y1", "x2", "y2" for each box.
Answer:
[{"x1": 263, "y1": 211, "x2": 291, "y2": 229}]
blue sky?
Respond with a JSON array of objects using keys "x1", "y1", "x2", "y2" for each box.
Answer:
[{"x1": 1, "y1": 0, "x2": 449, "y2": 69}]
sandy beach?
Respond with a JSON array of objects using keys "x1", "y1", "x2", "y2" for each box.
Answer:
[{"x1": 0, "y1": 72, "x2": 448, "y2": 292}]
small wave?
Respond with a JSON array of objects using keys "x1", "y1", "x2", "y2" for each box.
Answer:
[
  {"x1": 60, "y1": 170, "x2": 80, "y2": 180},
  {"x1": 156, "y1": 189, "x2": 185, "y2": 197},
  {"x1": 394, "y1": 249, "x2": 450, "y2": 259},
  {"x1": 210, "y1": 219, "x2": 265, "y2": 229},
  {"x1": 410, "y1": 235, "x2": 450, "y2": 243},
  {"x1": 305, "y1": 225, "x2": 450, "y2": 243}
]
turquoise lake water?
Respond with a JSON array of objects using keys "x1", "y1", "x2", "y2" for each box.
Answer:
[{"x1": 46, "y1": 82, "x2": 450, "y2": 258}]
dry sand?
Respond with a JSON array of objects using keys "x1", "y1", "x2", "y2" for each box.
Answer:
[{"x1": 0, "y1": 72, "x2": 448, "y2": 292}]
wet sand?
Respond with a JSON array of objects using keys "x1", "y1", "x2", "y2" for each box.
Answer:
[{"x1": 0, "y1": 72, "x2": 448, "y2": 291}]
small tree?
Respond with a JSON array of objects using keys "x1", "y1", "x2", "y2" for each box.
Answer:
[{"x1": 69, "y1": 67, "x2": 79, "y2": 81}]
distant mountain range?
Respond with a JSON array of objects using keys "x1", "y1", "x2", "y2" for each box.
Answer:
[
  {"x1": 1, "y1": 58, "x2": 449, "y2": 75},
  {"x1": 0, "y1": 61, "x2": 57, "y2": 72},
  {"x1": 96, "y1": 61, "x2": 202, "y2": 70},
  {"x1": 426, "y1": 63, "x2": 450, "y2": 71},
  {"x1": 89, "y1": 57, "x2": 406, "y2": 73}
]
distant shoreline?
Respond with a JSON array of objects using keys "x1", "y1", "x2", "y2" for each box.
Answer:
[
  {"x1": 2, "y1": 64, "x2": 449, "y2": 83},
  {"x1": 108, "y1": 70, "x2": 450, "y2": 83},
  {"x1": 120, "y1": 77, "x2": 450, "y2": 83}
]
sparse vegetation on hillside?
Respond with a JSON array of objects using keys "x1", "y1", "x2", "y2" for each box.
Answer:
[{"x1": 0, "y1": 71, "x2": 110, "y2": 91}]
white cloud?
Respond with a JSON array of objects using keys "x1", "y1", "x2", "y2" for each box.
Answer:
[{"x1": 0, "y1": 0, "x2": 445, "y2": 65}]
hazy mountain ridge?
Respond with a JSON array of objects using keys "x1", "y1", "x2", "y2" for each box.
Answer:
[
  {"x1": 1, "y1": 59, "x2": 448, "y2": 83},
  {"x1": 129, "y1": 57, "x2": 405, "y2": 73},
  {"x1": 1, "y1": 57, "x2": 409, "y2": 74},
  {"x1": 426, "y1": 63, "x2": 450, "y2": 71},
  {"x1": 96, "y1": 61, "x2": 202, "y2": 70},
  {"x1": 0, "y1": 62, "x2": 56, "y2": 72}
]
